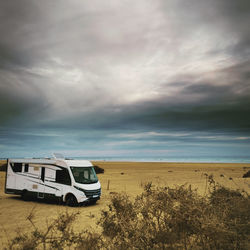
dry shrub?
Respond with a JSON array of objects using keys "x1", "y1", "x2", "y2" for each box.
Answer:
[
  {"x1": 0, "y1": 163, "x2": 7, "y2": 171},
  {"x1": 209, "y1": 186, "x2": 250, "y2": 249},
  {"x1": 99, "y1": 182, "x2": 250, "y2": 250},
  {"x1": 6, "y1": 210, "x2": 102, "y2": 250},
  {"x1": 93, "y1": 165, "x2": 104, "y2": 174},
  {"x1": 6, "y1": 182, "x2": 250, "y2": 250},
  {"x1": 242, "y1": 170, "x2": 250, "y2": 178}
]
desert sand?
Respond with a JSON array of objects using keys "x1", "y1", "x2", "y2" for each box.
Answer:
[{"x1": 0, "y1": 160, "x2": 250, "y2": 247}]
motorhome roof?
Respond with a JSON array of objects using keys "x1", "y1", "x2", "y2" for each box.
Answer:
[
  {"x1": 9, "y1": 158, "x2": 57, "y2": 164},
  {"x1": 65, "y1": 160, "x2": 92, "y2": 167},
  {"x1": 8, "y1": 158, "x2": 93, "y2": 167}
]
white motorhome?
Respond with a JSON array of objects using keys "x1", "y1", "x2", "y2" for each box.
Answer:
[{"x1": 5, "y1": 155, "x2": 101, "y2": 206}]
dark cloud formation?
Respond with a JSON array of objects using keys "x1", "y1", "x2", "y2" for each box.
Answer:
[{"x1": 0, "y1": 0, "x2": 249, "y2": 158}]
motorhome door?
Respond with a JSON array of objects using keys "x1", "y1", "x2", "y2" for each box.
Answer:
[{"x1": 38, "y1": 166, "x2": 45, "y2": 198}]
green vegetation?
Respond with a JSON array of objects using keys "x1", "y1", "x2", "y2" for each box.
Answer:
[{"x1": 6, "y1": 179, "x2": 250, "y2": 250}]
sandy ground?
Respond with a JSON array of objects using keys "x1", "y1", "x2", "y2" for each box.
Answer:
[{"x1": 0, "y1": 160, "x2": 250, "y2": 247}]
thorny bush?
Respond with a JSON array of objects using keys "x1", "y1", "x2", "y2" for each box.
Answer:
[
  {"x1": 99, "y1": 182, "x2": 250, "y2": 250},
  {"x1": 6, "y1": 210, "x2": 101, "y2": 250},
  {"x1": 6, "y1": 180, "x2": 250, "y2": 250}
]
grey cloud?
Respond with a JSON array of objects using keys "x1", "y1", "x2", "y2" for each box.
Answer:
[
  {"x1": 0, "y1": 0, "x2": 250, "y2": 158},
  {"x1": 34, "y1": 92, "x2": 250, "y2": 136},
  {"x1": 160, "y1": 0, "x2": 250, "y2": 59},
  {"x1": 0, "y1": 44, "x2": 31, "y2": 70}
]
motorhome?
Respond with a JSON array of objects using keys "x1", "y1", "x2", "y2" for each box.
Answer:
[{"x1": 5, "y1": 154, "x2": 101, "y2": 206}]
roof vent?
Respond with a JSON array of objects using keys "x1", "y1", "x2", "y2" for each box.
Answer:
[{"x1": 52, "y1": 153, "x2": 65, "y2": 160}]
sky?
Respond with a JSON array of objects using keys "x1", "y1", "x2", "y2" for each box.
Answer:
[{"x1": 0, "y1": 0, "x2": 250, "y2": 160}]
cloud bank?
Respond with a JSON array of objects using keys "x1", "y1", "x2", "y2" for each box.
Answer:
[{"x1": 0, "y1": 0, "x2": 249, "y2": 158}]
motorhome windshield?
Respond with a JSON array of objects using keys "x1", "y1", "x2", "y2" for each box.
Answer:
[{"x1": 70, "y1": 166, "x2": 98, "y2": 184}]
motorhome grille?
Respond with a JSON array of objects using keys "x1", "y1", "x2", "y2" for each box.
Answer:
[{"x1": 84, "y1": 188, "x2": 101, "y2": 198}]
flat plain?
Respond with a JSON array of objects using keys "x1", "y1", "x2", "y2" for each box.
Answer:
[{"x1": 0, "y1": 160, "x2": 250, "y2": 247}]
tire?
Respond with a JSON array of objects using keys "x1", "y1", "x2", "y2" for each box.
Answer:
[
  {"x1": 21, "y1": 190, "x2": 29, "y2": 201},
  {"x1": 65, "y1": 194, "x2": 78, "y2": 207}
]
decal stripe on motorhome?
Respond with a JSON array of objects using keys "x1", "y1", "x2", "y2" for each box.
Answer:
[
  {"x1": 19, "y1": 172, "x2": 38, "y2": 177},
  {"x1": 29, "y1": 180, "x2": 60, "y2": 191},
  {"x1": 17, "y1": 173, "x2": 40, "y2": 180},
  {"x1": 16, "y1": 173, "x2": 55, "y2": 182}
]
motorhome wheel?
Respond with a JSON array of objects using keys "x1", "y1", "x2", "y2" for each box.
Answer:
[
  {"x1": 66, "y1": 194, "x2": 78, "y2": 207},
  {"x1": 21, "y1": 190, "x2": 29, "y2": 201}
]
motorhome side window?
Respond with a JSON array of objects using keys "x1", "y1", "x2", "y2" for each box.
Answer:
[
  {"x1": 11, "y1": 163, "x2": 22, "y2": 172},
  {"x1": 56, "y1": 168, "x2": 71, "y2": 185}
]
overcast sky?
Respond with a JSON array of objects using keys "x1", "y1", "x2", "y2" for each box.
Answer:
[{"x1": 0, "y1": 0, "x2": 250, "y2": 160}]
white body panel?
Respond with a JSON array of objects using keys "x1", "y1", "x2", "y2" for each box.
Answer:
[{"x1": 5, "y1": 158, "x2": 101, "y2": 204}]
